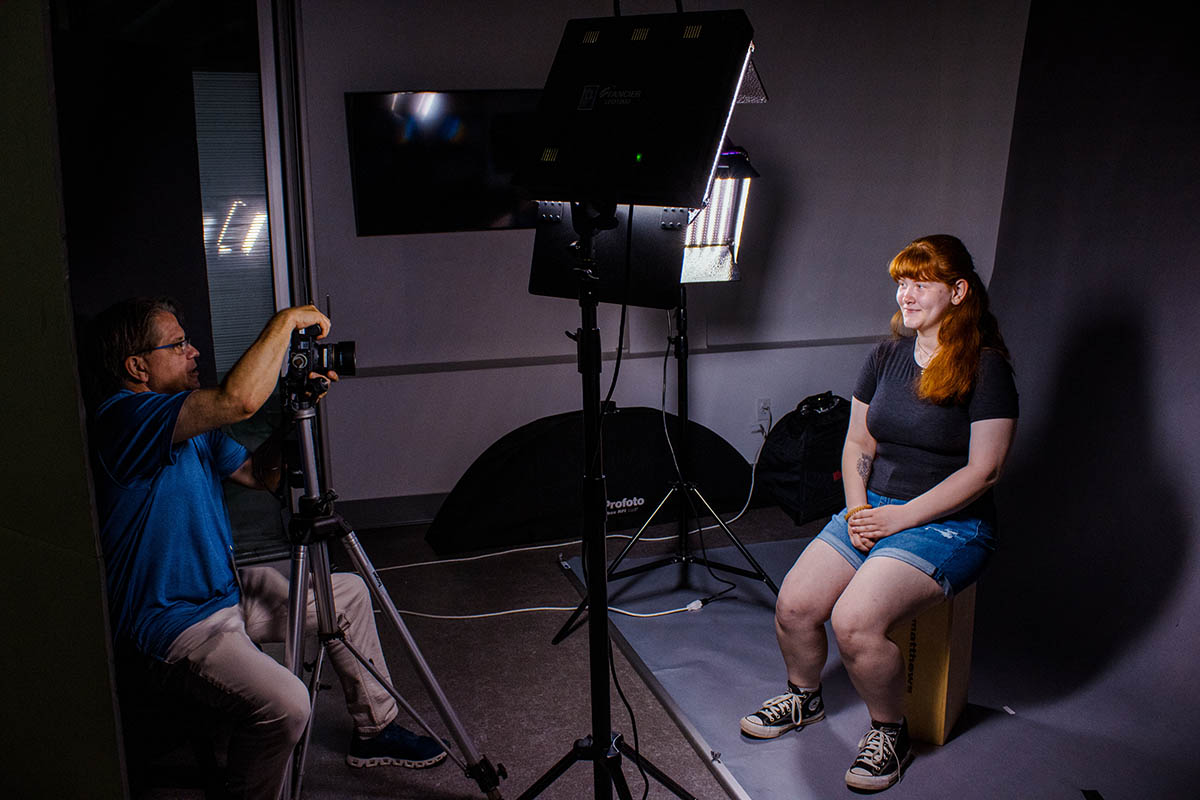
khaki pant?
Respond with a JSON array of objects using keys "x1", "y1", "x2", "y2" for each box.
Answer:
[{"x1": 153, "y1": 566, "x2": 398, "y2": 799}]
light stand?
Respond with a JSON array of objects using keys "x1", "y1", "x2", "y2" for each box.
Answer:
[
  {"x1": 516, "y1": 9, "x2": 761, "y2": 799},
  {"x1": 281, "y1": 384, "x2": 505, "y2": 800},
  {"x1": 602, "y1": 284, "x2": 779, "y2": 592},
  {"x1": 517, "y1": 203, "x2": 694, "y2": 800},
  {"x1": 550, "y1": 153, "x2": 776, "y2": 647},
  {"x1": 602, "y1": 146, "x2": 777, "y2": 591}
]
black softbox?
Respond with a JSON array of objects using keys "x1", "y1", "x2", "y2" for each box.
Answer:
[{"x1": 425, "y1": 406, "x2": 752, "y2": 555}]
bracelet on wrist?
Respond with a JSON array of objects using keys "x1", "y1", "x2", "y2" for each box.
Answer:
[{"x1": 845, "y1": 503, "x2": 872, "y2": 520}]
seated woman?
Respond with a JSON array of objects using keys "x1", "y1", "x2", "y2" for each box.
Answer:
[{"x1": 739, "y1": 234, "x2": 1018, "y2": 792}]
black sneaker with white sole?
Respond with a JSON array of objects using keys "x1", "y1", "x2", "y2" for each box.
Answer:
[
  {"x1": 844, "y1": 718, "x2": 912, "y2": 791},
  {"x1": 739, "y1": 683, "x2": 825, "y2": 738},
  {"x1": 346, "y1": 721, "x2": 447, "y2": 769}
]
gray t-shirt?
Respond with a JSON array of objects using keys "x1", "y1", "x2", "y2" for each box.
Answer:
[{"x1": 853, "y1": 338, "x2": 1018, "y2": 521}]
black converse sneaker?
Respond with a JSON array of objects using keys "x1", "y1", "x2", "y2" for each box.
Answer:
[
  {"x1": 844, "y1": 718, "x2": 912, "y2": 791},
  {"x1": 739, "y1": 683, "x2": 825, "y2": 738}
]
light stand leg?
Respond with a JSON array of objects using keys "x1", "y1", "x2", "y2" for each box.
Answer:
[
  {"x1": 611, "y1": 286, "x2": 777, "y2": 590},
  {"x1": 685, "y1": 486, "x2": 778, "y2": 590},
  {"x1": 551, "y1": 488, "x2": 679, "y2": 645}
]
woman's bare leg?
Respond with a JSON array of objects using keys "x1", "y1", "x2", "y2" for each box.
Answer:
[
  {"x1": 830, "y1": 556, "x2": 944, "y2": 722},
  {"x1": 774, "y1": 539, "x2": 858, "y2": 687}
]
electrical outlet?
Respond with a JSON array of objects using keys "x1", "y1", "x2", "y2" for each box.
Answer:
[{"x1": 756, "y1": 398, "x2": 771, "y2": 425}]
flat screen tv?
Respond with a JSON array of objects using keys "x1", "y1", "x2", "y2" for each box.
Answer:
[{"x1": 345, "y1": 88, "x2": 541, "y2": 236}]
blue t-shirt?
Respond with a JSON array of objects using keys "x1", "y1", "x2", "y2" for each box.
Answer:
[{"x1": 92, "y1": 390, "x2": 248, "y2": 659}]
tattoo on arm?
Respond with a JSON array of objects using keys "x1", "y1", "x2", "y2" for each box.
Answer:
[{"x1": 856, "y1": 453, "x2": 872, "y2": 485}]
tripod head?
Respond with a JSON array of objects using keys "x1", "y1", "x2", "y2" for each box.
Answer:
[
  {"x1": 277, "y1": 323, "x2": 346, "y2": 543},
  {"x1": 275, "y1": 323, "x2": 356, "y2": 517}
]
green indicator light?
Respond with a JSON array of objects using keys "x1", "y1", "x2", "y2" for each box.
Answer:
[{"x1": 635, "y1": 152, "x2": 643, "y2": 163}]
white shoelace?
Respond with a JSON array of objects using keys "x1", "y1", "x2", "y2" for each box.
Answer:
[
  {"x1": 755, "y1": 693, "x2": 801, "y2": 724},
  {"x1": 852, "y1": 728, "x2": 898, "y2": 773}
]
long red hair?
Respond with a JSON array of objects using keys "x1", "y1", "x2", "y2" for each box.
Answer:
[{"x1": 888, "y1": 235, "x2": 1009, "y2": 404}]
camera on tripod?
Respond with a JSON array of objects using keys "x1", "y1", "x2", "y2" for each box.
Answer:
[{"x1": 284, "y1": 325, "x2": 356, "y2": 407}]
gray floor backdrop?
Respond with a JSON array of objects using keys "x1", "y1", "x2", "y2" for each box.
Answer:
[{"x1": 595, "y1": 538, "x2": 1177, "y2": 800}]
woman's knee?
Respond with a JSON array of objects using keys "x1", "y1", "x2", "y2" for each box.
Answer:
[
  {"x1": 775, "y1": 540, "x2": 855, "y2": 631},
  {"x1": 830, "y1": 597, "x2": 886, "y2": 657},
  {"x1": 774, "y1": 587, "x2": 831, "y2": 633}
]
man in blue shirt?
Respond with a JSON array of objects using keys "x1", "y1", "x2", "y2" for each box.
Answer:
[{"x1": 90, "y1": 297, "x2": 445, "y2": 799}]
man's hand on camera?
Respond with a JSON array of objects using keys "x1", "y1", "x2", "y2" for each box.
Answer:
[
  {"x1": 282, "y1": 304, "x2": 332, "y2": 338},
  {"x1": 310, "y1": 370, "x2": 338, "y2": 401}
]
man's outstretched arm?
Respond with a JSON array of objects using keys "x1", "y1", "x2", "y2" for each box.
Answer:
[{"x1": 172, "y1": 305, "x2": 331, "y2": 444}]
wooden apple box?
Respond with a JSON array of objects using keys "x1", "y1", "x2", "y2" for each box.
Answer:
[{"x1": 885, "y1": 583, "x2": 976, "y2": 745}]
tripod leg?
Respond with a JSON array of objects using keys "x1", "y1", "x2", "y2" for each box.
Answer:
[
  {"x1": 513, "y1": 739, "x2": 590, "y2": 800},
  {"x1": 339, "y1": 529, "x2": 504, "y2": 798},
  {"x1": 282, "y1": 544, "x2": 312, "y2": 800},
  {"x1": 286, "y1": 542, "x2": 342, "y2": 800},
  {"x1": 607, "y1": 751, "x2": 635, "y2": 800},
  {"x1": 689, "y1": 486, "x2": 779, "y2": 594},
  {"x1": 289, "y1": 646, "x2": 327, "y2": 800},
  {"x1": 326, "y1": 628, "x2": 466, "y2": 770},
  {"x1": 307, "y1": 541, "x2": 340, "y2": 635},
  {"x1": 615, "y1": 737, "x2": 699, "y2": 800},
  {"x1": 285, "y1": 544, "x2": 310, "y2": 675},
  {"x1": 550, "y1": 598, "x2": 589, "y2": 646},
  {"x1": 599, "y1": 734, "x2": 635, "y2": 800},
  {"x1": 283, "y1": 407, "x2": 506, "y2": 795},
  {"x1": 605, "y1": 487, "x2": 677, "y2": 575},
  {"x1": 551, "y1": 487, "x2": 678, "y2": 646}
]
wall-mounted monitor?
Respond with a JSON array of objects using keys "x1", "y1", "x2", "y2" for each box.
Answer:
[{"x1": 345, "y1": 88, "x2": 540, "y2": 236}]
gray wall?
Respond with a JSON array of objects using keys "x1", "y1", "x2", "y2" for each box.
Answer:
[
  {"x1": 295, "y1": 0, "x2": 1031, "y2": 500},
  {"x1": 978, "y1": 2, "x2": 1200, "y2": 781},
  {"x1": 0, "y1": 1, "x2": 126, "y2": 796}
]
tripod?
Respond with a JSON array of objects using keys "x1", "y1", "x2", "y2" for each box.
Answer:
[
  {"x1": 281, "y1": 393, "x2": 505, "y2": 800},
  {"x1": 552, "y1": 285, "x2": 777, "y2": 646},
  {"x1": 519, "y1": 202, "x2": 693, "y2": 800}
]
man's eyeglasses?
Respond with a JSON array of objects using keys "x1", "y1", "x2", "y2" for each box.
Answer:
[{"x1": 135, "y1": 338, "x2": 191, "y2": 356}]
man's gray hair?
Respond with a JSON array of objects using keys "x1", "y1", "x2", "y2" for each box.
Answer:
[{"x1": 89, "y1": 296, "x2": 182, "y2": 397}]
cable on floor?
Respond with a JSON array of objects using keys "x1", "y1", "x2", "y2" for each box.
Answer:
[{"x1": 385, "y1": 598, "x2": 708, "y2": 621}]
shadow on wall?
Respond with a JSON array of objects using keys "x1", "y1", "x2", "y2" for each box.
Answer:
[{"x1": 975, "y1": 311, "x2": 1187, "y2": 703}]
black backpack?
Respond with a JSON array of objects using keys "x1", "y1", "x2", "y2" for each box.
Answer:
[{"x1": 754, "y1": 391, "x2": 850, "y2": 525}]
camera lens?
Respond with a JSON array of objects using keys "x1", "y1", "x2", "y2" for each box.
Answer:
[{"x1": 331, "y1": 341, "x2": 356, "y2": 376}]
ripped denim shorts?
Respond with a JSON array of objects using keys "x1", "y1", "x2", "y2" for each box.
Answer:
[{"x1": 814, "y1": 490, "x2": 996, "y2": 597}]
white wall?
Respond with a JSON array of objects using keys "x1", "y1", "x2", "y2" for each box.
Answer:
[{"x1": 296, "y1": 0, "x2": 1031, "y2": 501}]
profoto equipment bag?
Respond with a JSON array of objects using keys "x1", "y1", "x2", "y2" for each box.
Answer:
[{"x1": 754, "y1": 391, "x2": 850, "y2": 525}]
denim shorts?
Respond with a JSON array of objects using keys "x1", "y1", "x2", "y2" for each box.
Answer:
[{"x1": 813, "y1": 490, "x2": 996, "y2": 597}]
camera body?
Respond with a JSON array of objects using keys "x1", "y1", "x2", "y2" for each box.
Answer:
[{"x1": 285, "y1": 325, "x2": 356, "y2": 399}]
